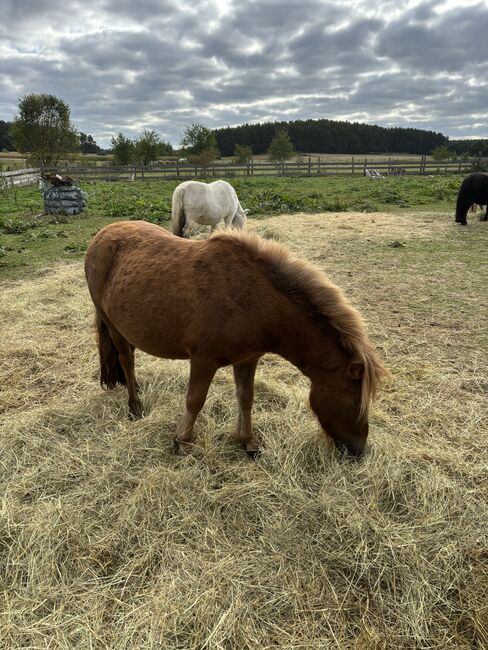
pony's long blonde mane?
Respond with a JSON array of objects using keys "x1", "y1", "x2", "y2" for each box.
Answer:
[{"x1": 211, "y1": 230, "x2": 389, "y2": 415}]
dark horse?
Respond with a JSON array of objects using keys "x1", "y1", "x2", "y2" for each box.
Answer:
[
  {"x1": 85, "y1": 222, "x2": 388, "y2": 458},
  {"x1": 455, "y1": 173, "x2": 488, "y2": 225}
]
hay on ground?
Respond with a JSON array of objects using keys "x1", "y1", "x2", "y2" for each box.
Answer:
[{"x1": 0, "y1": 211, "x2": 487, "y2": 649}]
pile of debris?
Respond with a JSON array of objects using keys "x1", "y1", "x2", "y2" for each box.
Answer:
[{"x1": 41, "y1": 173, "x2": 88, "y2": 215}]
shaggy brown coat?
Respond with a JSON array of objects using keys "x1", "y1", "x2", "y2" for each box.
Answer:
[{"x1": 85, "y1": 221, "x2": 388, "y2": 456}]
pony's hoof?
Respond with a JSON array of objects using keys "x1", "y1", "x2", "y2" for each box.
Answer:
[
  {"x1": 128, "y1": 398, "x2": 143, "y2": 420},
  {"x1": 243, "y1": 439, "x2": 261, "y2": 459},
  {"x1": 246, "y1": 448, "x2": 261, "y2": 460},
  {"x1": 174, "y1": 438, "x2": 194, "y2": 455},
  {"x1": 459, "y1": 221, "x2": 468, "y2": 226}
]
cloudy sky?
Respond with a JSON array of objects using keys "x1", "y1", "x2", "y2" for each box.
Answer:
[{"x1": 1, "y1": 0, "x2": 487, "y2": 147}]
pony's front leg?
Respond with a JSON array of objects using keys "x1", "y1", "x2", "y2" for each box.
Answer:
[
  {"x1": 233, "y1": 360, "x2": 260, "y2": 457},
  {"x1": 174, "y1": 358, "x2": 218, "y2": 453}
]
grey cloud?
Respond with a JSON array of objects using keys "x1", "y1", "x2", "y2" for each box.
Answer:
[
  {"x1": 0, "y1": 0, "x2": 486, "y2": 146},
  {"x1": 377, "y1": 2, "x2": 488, "y2": 73}
]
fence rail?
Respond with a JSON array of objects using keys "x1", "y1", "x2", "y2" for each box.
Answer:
[
  {"x1": 4, "y1": 158, "x2": 482, "y2": 186},
  {"x1": 0, "y1": 167, "x2": 40, "y2": 188},
  {"x1": 43, "y1": 157, "x2": 482, "y2": 182}
]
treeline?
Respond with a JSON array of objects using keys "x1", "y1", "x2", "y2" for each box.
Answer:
[
  {"x1": 446, "y1": 139, "x2": 488, "y2": 157},
  {"x1": 214, "y1": 119, "x2": 448, "y2": 157}
]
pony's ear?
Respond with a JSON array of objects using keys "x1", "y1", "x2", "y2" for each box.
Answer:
[{"x1": 348, "y1": 361, "x2": 365, "y2": 380}]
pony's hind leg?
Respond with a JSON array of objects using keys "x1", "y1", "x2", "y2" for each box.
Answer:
[
  {"x1": 233, "y1": 360, "x2": 260, "y2": 457},
  {"x1": 106, "y1": 324, "x2": 142, "y2": 419},
  {"x1": 174, "y1": 357, "x2": 218, "y2": 452}
]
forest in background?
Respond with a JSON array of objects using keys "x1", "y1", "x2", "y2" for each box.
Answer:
[
  {"x1": 2, "y1": 116, "x2": 488, "y2": 158},
  {"x1": 214, "y1": 118, "x2": 488, "y2": 157}
]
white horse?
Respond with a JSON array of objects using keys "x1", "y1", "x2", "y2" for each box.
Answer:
[{"x1": 171, "y1": 180, "x2": 248, "y2": 238}]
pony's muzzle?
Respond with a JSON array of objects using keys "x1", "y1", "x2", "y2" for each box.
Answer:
[{"x1": 334, "y1": 439, "x2": 366, "y2": 460}]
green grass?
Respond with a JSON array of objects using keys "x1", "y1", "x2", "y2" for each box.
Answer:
[{"x1": 0, "y1": 175, "x2": 463, "y2": 280}]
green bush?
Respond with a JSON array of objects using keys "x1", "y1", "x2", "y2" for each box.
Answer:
[{"x1": 2, "y1": 218, "x2": 33, "y2": 234}]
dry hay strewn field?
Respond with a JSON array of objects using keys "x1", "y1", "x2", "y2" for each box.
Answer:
[{"x1": 1, "y1": 212, "x2": 487, "y2": 649}]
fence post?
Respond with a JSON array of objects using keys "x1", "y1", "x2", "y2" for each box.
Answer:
[
  {"x1": 363, "y1": 159, "x2": 367, "y2": 176},
  {"x1": 318, "y1": 157, "x2": 321, "y2": 175},
  {"x1": 352, "y1": 156, "x2": 355, "y2": 175},
  {"x1": 308, "y1": 156, "x2": 311, "y2": 176}
]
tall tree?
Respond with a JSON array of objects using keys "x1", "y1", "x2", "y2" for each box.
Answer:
[
  {"x1": 111, "y1": 133, "x2": 134, "y2": 165},
  {"x1": 134, "y1": 130, "x2": 161, "y2": 166},
  {"x1": 268, "y1": 129, "x2": 295, "y2": 161},
  {"x1": 10, "y1": 94, "x2": 79, "y2": 166},
  {"x1": 181, "y1": 122, "x2": 219, "y2": 163}
]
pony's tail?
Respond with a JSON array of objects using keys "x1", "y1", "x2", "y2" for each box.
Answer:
[
  {"x1": 171, "y1": 187, "x2": 185, "y2": 237},
  {"x1": 455, "y1": 183, "x2": 469, "y2": 223},
  {"x1": 95, "y1": 312, "x2": 126, "y2": 389}
]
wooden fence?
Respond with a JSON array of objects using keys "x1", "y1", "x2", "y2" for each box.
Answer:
[
  {"x1": 5, "y1": 157, "x2": 480, "y2": 186},
  {"x1": 44, "y1": 156, "x2": 480, "y2": 182},
  {"x1": 0, "y1": 167, "x2": 40, "y2": 189}
]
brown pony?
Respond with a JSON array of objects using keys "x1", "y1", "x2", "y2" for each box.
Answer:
[{"x1": 85, "y1": 221, "x2": 388, "y2": 457}]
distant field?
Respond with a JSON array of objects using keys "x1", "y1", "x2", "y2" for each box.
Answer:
[
  {"x1": 242, "y1": 152, "x2": 432, "y2": 163},
  {"x1": 1, "y1": 151, "x2": 432, "y2": 169},
  {"x1": 0, "y1": 152, "x2": 28, "y2": 172},
  {"x1": 1, "y1": 205, "x2": 487, "y2": 648}
]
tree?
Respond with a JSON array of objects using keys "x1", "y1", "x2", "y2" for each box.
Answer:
[
  {"x1": 80, "y1": 132, "x2": 102, "y2": 154},
  {"x1": 267, "y1": 129, "x2": 295, "y2": 161},
  {"x1": 181, "y1": 122, "x2": 219, "y2": 163},
  {"x1": 10, "y1": 94, "x2": 79, "y2": 166},
  {"x1": 111, "y1": 133, "x2": 134, "y2": 165},
  {"x1": 234, "y1": 144, "x2": 252, "y2": 163},
  {"x1": 134, "y1": 130, "x2": 162, "y2": 166},
  {"x1": 0, "y1": 121, "x2": 14, "y2": 151},
  {"x1": 431, "y1": 145, "x2": 452, "y2": 161},
  {"x1": 159, "y1": 140, "x2": 174, "y2": 157}
]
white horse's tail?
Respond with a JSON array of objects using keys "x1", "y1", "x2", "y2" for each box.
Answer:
[{"x1": 171, "y1": 187, "x2": 186, "y2": 237}]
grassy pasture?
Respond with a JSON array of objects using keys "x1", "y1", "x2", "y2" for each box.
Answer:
[
  {"x1": 0, "y1": 182, "x2": 487, "y2": 648},
  {"x1": 0, "y1": 174, "x2": 462, "y2": 280}
]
